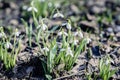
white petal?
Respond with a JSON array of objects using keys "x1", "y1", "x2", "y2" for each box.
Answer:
[
  {"x1": 78, "y1": 31, "x2": 83, "y2": 38},
  {"x1": 0, "y1": 33, "x2": 2, "y2": 38},
  {"x1": 48, "y1": 2, "x2": 52, "y2": 7},
  {"x1": 33, "y1": 7, "x2": 38, "y2": 12},
  {"x1": 66, "y1": 47, "x2": 73, "y2": 57},
  {"x1": 85, "y1": 37, "x2": 92, "y2": 44},
  {"x1": 43, "y1": 47, "x2": 49, "y2": 52},
  {"x1": 5, "y1": 42, "x2": 12, "y2": 49},
  {"x1": 39, "y1": 0, "x2": 45, "y2": 2},
  {"x1": 42, "y1": 24, "x2": 47, "y2": 31},
  {"x1": 27, "y1": 7, "x2": 33, "y2": 12},
  {"x1": 53, "y1": 13, "x2": 64, "y2": 18},
  {"x1": 58, "y1": 32, "x2": 62, "y2": 36},
  {"x1": 73, "y1": 32, "x2": 78, "y2": 36},
  {"x1": 27, "y1": 7, "x2": 38, "y2": 12},
  {"x1": 15, "y1": 32, "x2": 20, "y2": 36},
  {"x1": 74, "y1": 39, "x2": 79, "y2": 45},
  {"x1": 63, "y1": 32, "x2": 68, "y2": 36},
  {"x1": 66, "y1": 23, "x2": 72, "y2": 30}
]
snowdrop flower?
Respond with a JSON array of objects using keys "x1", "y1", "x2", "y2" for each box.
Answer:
[
  {"x1": 73, "y1": 32, "x2": 78, "y2": 36},
  {"x1": 43, "y1": 47, "x2": 49, "y2": 52},
  {"x1": 0, "y1": 33, "x2": 3, "y2": 38},
  {"x1": 66, "y1": 47, "x2": 73, "y2": 57},
  {"x1": 73, "y1": 39, "x2": 79, "y2": 45},
  {"x1": 58, "y1": 31, "x2": 68, "y2": 36},
  {"x1": 73, "y1": 31, "x2": 83, "y2": 38},
  {"x1": 58, "y1": 32, "x2": 62, "y2": 36},
  {"x1": 48, "y1": 2, "x2": 52, "y2": 7},
  {"x1": 105, "y1": 59, "x2": 110, "y2": 65},
  {"x1": 54, "y1": 3, "x2": 60, "y2": 8},
  {"x1": 15, "y1": 29, "x2": 20, "y2": 37},
  {"x1": 28, "y1": 6, "x2": 38, "y2": 13},
  {"x1": 78, "y1": 31, "x2": 83, "y2": 38},
  {"x1": 39, "y1": 0, "x2": 45, "y2": 2},
  {"x1": 60, "y1": 48, "x2": 66, "y2": 52},
  {"x1": 85, "y1": 37, "x2": 92, "y2": 44},
  {"x1": 5, "y1": 42, "x2": 12, "y2": 49},
  {"x1": 37, "y1": 23, "x2": 48, "y2": 31},
  {"x1": 23, "y1": 5, "x2": 28, "y2": 10},
  {"x1": 41, "y1": 23, "x2": 47, "y2": 31},
  {"x1": 0, "y1": 32, "x2": 6, "y2": 38},
  {"x1": 53, "y1": 12, "x2": 64, "y2": 18},
  {"x1": 105, "y1": 58, "x2": 114, "y2": 65},
  {"x1": 66, "y1": 23, "x2": 72, "y2": 30}
]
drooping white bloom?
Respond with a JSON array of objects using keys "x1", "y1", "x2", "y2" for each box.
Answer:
[
  {"x1": 63, "y1": 32, "x2": 68, "y2": 36},
  {"x1": 85, "y1": 37, "x2": 92, "y2": 44},
  {"x1": 73, "y1": 31, "x2": 83, "y2": 38},
  {"x1": 15, "y1": 29, "x2": 20, "y2": 37},
  {"x1": 37, "y1": 23, "x2": 48, "y2": 31},
  {"x1": 43, "y1": 47, "x2": 49, "y2": 52},
  {"x1": 15, "y1": 31, "x2": 20, "y2": 37},
  {"x1": 53, "y1": 12, "x2": 64, "y2": 18},
  {"x1": 78, "y1": 31, "x2": 83, "y2": 38},
  {"x1": 23, "y1": 5, "x2": 28, "y2": 10},
  {"x1": 105, "y1": 59, "x2": 110, "y2": 65},
  {"x1": 73, "y1": 39, "x2": 79, "y2": 45},
  {"x1": 58, "y1": 32, "x2": 62, "y2": 36},
  {"x1": 0, "y1": 32, "x2": 6, "y2": 38},
  {"x1": 105, "y1": 58, "x2": 114, "y2": 65},
  {"x1": 48, "y1": 2, "x2": 52, "y2": 7},
  {"x1": 58, "y1": 31, "x2": 68, "y2": 36},
  {"x1": 5, "y1": 42, "x2": 12, "y2": 49},
  {"x1": 54, "y1": 3, "x2": 60, "y2": 8},
  {"x1": 66, "y1": 47, "x2": 73, "y2": 57},
  {"x1": 28, "y1": 6, "x2": 38, "y2": 12},
  {"x1": 66, "y1": 23, "x2": 72, "y2": 30},
  {"x1": 73, "y1": 32, "x2": 78, "y2": 36},
  {"x1": 0, "y1": 33, "x2": 2, "y2": 38},
  {"x1": 39, "y1": 0, "x2": 45, "y2": 2},
  {"x1": 60, "y1": 48, "x2": 66, "y2": 52},
  {"x1": 41, "y1": 24, "x2": 47, "y2": 31}
]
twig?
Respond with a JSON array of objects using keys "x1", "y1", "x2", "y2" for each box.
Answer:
[{"x1": 53, "y1": 70, "x2": 85, "y2": 80}]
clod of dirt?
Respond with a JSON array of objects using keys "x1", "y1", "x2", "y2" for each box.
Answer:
[
  {"x1": 89, "y1": 5, "x2": 106, "y2": 14},
  {"x1": 114, "y1": 25, "x2": 120, "y2": 33},
  {"x1": 17, "y1": 52, "x2": 33, "y2": 64},
  {"x1": 70, "y1": 4, "x2": 80, "y2": 14},
  {"x1": 79, "y1": 20, "x2": 98, "y2": 33}
]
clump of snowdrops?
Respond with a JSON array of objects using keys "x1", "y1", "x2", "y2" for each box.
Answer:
[{"x1": 0, "y1": 27, "x2": 21, "y2": 69}]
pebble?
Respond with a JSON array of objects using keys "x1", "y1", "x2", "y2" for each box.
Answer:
[
  {"x1": 114, "y1": 25, "x2": 120, "y2": 33},
  {"x1": 9, "y1": 19, "x2": 18, "y2": 26},
  {"x1": 106, "y1": 27, "x2": 113, "y2": 33},
  {"x1": 90, "y1": 5, "x2": 106, "y2": 14}
]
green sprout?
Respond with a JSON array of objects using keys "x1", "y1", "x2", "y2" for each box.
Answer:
[
  {"x1": 99, "y1": 55, "x2": 117, "y2": 80},
  {"x1": 22, "y1": 19, "x2": 33, "y2": 47},
  {"x1": 29, "y1": 0, "x2": 57, "y2": 17},
  {"x1": 55, "y1": 30, "x2": 87, "y2": 71},
  {"x1": 0, "y1": 27, "x2": 21, "y2": 70}
]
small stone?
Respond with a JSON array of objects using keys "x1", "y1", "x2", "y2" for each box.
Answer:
[
  {"x1": 70, "y1": 5, "x2": 79, "y2": 14},
  {"x1": 10, "y1": 2, "x2": 18, "y2": 9},
  {"x1": 5, "y1": 8, "x2": 11, "y2": 15},
  {"x1": 90, "y1": 5, "x2": 106, "y2": 14},
  {"x1": 117, "y1": 48, "x2": 120, "y2": 54},
  {"x1": 79, "y1": 21, "x2": 98, "y2": 33},
  {"x1": 9, "y1": 19, "x2": 18, "y2": 26},
  {"x1": 89, "y1": 58, "x2": 99, "y2": 67},
  {"x1": 106, "y1": 27, "x2": 113, "y2": 33},
  {"x1": 17, "y1": 52, "x2": 32, "y2": 64},
  {"x1": 114, "y1": 25, "x2": 120, "y2": 33},
  {"x1": 26, "y1": 66, "x2": 33, "y2": 74}
]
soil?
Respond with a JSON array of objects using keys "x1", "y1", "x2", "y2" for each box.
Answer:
[{"x1": 0, "y1": 0, "x2": 120, "y2": 80}]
